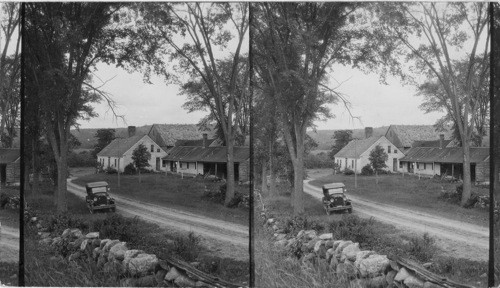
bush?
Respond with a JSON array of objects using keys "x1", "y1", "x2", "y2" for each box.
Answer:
[
  {"x1": 67, "y1": 151, "x2": 97, "y2": 167},
  {"x1": 123, "y1": 163, "x2": 136, "y2": 175},
  {"x1": 361, "y1": 164, "x2": 374, "y2": 176},
  {"x1": 343, "y1": 168, "x2": 354, "y2": 175},
  {"x1": 104, "y1": 167, "x2": 117, "y2": 174}
]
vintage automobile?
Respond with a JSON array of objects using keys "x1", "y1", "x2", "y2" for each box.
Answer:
[
  {"x1": 322, "y1": 183, "x2": 352, "y2": 215},
  {"x1": 85, "y1": 181, "x2": 116, "y2": 214}
]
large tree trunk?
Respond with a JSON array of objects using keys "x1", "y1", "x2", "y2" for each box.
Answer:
[
  {"x1": 291, "y1": 126, "x2": 305, "y2": 215},
  {"x1": 460, "y1": 142, "x2": 472, "y2": 207},
  {"x1": 261, "y1": 159, "x2": 268, "y2": 195},
  {"x1": 31, "y1": 138, "x2": 39, "y2": 194},
  {"x1": 55, "y1": 139, "x2": 68, "y2": 213},
  {"x1": 224, "y1": 142, "x2": 235, "y2": 206}
]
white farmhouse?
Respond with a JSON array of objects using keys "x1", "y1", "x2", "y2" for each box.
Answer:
[
  {"x1": 97, "y1": 133, "x2": 167, "y2": 173},
  {"x1": 334, "y1": 128, "x2": 404, "y2": 173}
]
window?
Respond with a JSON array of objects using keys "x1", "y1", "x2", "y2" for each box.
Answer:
[
  {"x1": 114, "y1": 159, "x2": 117, "y2": 167},
  {"x1": 151, "y1": 145, "x2": 154, "y2": 152},
  {"x1": 180, "y1": 162, "x2": 183, "y2": 168},
  {"x1": 416, "y1": 163, "x2": 420, "y2": 169},
  {"x1": 162, "y1": 160, "x2": 167, "y2": 168},
  {"x1": 352, "y1": 160, "x2": 354, "y2": 168},
  {"x1": 399, "y1": 162, "x2": 403, "y2": 168},
  {"x1": 423, "y1": 163, "x2": 426, "y2": 170},
  {"x1": 157, "y1": 148, "x2": 160, "y2": 152},
  {"x1": 394, "y1": 149, "x2": 398, "y2": 154},
  {"x1": 187, "y1": 163, "x2": 190, "y2": 169},
  {"x1": 388, "y1": 146, "x2": 391, "y2": 153}
]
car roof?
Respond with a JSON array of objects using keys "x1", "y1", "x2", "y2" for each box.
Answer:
[
  {"x1": 86, "y1": 181, "x2": 109, "y2": 188},
  {"x1": 322, "y1": 183, "x2": 345, "y2": 189}
]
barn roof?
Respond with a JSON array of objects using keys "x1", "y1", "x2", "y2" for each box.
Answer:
[
  {"x1": 97, "y1": 134, "x2": 147, "y2": 157},
  {"x1": 148, "y1": 124, "x2": 215, "y2": 148},
  {"x1": 0, "y1": 148, "x2": 19, "y2": 164},
  {"x1": 386, "y1": 125, "x2": 452, "y2": 148},
  {"x1": 400, "y1": 147, "x2": 489, "y2": 164},
  {"x1": 334, "y1": 136, "x2": 381, "y2": 158},
  {"x1": 174, "y1": 138, "x2": 221, "y2": 147},
  {"x1": 163, "y1": 146, "x2": 249, "y2": 163},
  {"x1": 412, "y1": 139, "x2": 453, "y2": 148}
]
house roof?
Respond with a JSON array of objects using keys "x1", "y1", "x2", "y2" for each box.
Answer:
[
  {"x1": 97, "y1": 134, "x2": 147, "y2": 157},
  {"x1": 400, "y1": 147, "x2": 489, "y2": 164},
  {"x1": 174, "y1": 138, "x2": 221, "y2": 147},
  {"x1": 386, "y1": 125, "x2": 452, "y2": 148},
  {"x1": 412, "y1": 139, "x2": 453, "y2": 148},
  {"x1": 334, "y1": 136, "x2": 381, "y2": 158},
  {"x1": 148, "y1": 124, "x2": 215, "y2": 148},
  {"x1": 0, "y1": 148, "x2": 19, "y2": 164},
  {"x1": 163, "y1": 146, "x2": 249, "y2": 163}
]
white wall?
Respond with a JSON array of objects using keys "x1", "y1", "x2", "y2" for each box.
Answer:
[{"x1": 400, "y1": 161, "x2": 440, "y2": 176}]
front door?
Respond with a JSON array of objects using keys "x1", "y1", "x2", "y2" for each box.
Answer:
[
  {"x1": 393, "y1": 158, "x2": 397, "y2": 172},
  {"x1": 156, "y1": 157, "x2": 160, "y2": 171}
]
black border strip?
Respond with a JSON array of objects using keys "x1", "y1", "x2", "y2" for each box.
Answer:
[{"x1": 19, "y1": 2, "x2": 25, "y2": 286}]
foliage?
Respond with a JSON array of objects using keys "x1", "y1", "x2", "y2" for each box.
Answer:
[
  {"x1": 67, "y1": 151, "x2": 97, "y2": 167},
  {"x1": 92, "y1": 129, "x2": 115, "y2": 158},
  {"x1": 329, "y1": 130, "x2": 353, "y2": 159},
  {"x1": 104, "y1": 167, "x2": 117, "y2": 174},
  {"x1": 369, "y1": 145, "x2": 388, "y2": 172},
  {"x1": 360, "y1": 164, "x2": 374, "y2": 176},
  {"x1": 123, "y1": 163, "x2": 136, "y2": 175},
  {"x1": 131, "y1": 144, "x2": 151, "y2": 171},
  {"x1": 343, "y1": 168, "x2": 354, "y2": 176},
  {"x1": 304, "y1": 152, "x2": 336, "y2": 169}
]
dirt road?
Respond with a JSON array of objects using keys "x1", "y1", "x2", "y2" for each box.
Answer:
[
  {"x1": 0, "y1": 224, "x2": 19, "y2": 263},
  {"x1": 67, "y1": 180, "x2": 249, "y2": 261},
  {"x1": 304, "y1": 180, "x2": 488, "y2": 261}
]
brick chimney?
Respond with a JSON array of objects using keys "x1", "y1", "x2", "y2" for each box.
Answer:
[
  {"x1": 365, "y1": 127, "x2": 373, "y2": 139},
  {"x1": 203, "y1": 133, "x2": 208, "y2": 148},
  {"x1": 128, "y1": 126, "x2": 136, "y2": 137},
  {"x1": 439, "y1": 134, "x2": 444, "y2": 149}
]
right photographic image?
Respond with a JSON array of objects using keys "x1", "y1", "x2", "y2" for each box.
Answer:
[{"x1": 252, "y1": 2, "x2": 492, "y2": 287}]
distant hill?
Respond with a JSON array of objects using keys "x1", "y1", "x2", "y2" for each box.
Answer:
[
  {"x1": 71, "y1": 124, "x2": 212, "y2": 150},
  {"x1": 307, "y1": 126, "x2": 390, "y2": 151}
]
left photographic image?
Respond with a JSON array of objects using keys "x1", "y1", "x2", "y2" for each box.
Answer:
[
  {"x1": 24, "y1": 2, "x2": 249, "y2": 287},
  {"x1": 0, "y1": 2, "x2": 20, "y2": 287}
]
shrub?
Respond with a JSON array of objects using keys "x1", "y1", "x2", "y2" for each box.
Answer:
[
  {"x1": 361, "y1": 164, "x2": 374, "y2": 176},
  {"x1": 0, "y1": 193, "x2": 9, "y2": 208},
  {"x1": 405, "y1": 233, "x2": 436, "y2": 262},
  {"x1": 343, "y1": 168, "x2": 354, "y2": 175},
  {"x1": 104, "y1": 167, "x2": 117, "y2": 174},
  {"x1": 123, "y1": 163, "x2": 136, "y2": 175}
]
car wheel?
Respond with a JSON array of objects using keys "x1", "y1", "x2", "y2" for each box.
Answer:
[{"x1": 347, "y1": 208, "x2": 352, "y2": 214}]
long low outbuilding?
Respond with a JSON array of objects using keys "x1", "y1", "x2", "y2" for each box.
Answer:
[
  {"x1": 399, "y1": 147, "x2": 490, "y2": 182},
  {"x1": 162, "y1": 146, "x2": 250, "y2": 182}
]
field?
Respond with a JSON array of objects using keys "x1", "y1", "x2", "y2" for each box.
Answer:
[
  {"x1": 308, "y1": 170, "x2": 488, "y2": 227},
  {"x1": 72, "y1": 169, "x2": 249, "y2": 226},
  {"x1": 25, "y1": 186, "x2": 249, "y2": 286},
  {"x1": 255, "y1": 183, "x2": 488, "y2": 287}
]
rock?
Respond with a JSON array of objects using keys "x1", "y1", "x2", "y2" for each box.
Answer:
[
  {"x1": 274, "y1": 239, "x2": 288, "y2": 248},
  {"x1": 92, "y1": 238, "x2": 101, "y2": 248},
  {"x1": 305, "y1": 238, "x2": 319, "y2": 251},
  {"x1": 93, "y1": 247, "x2": 102, "y2": 260},
  {"x1": 195, "y1": 281, "x2": 212, "y2": 287},
  {"x1": 68, "y1": 251, "x2": 81, "y2": 261},
  {"x1": 39, "y1": 232, "x2": 50, "y2": 239},
  {"x1": 324, "y1": 240, "x2": 335, "y2": 249},
  {"x1": 155, "y1": 269, "x2": 168, "y2": 285},
  {"x1": 304, "y1": 230, "x2": 317, "y2": 240},
  {"x1": 123, "y1": 249, "x2": 145, "y2": 269},
  {"x1": 103, "y1": 260, "x2": 125, "y2": 275},
  {"x1": 49, "y1": 255, "x2": 64, "y2": 262},
  {"x1": 73, "y1": 237, "x2": 85, "y2": 250},
  {"x1": 69, "y1": 228, "x2": 83, "y2": 239},
  {"x1": 423, "y1": 281, "x2": 443, "y2": 288},
  {"x1": 80, "y1": 239, "x2": 89, "y2": 251},
  {"x1": 108, "y1": 242, "x2": 128, "y2": 261},
  {"x1": 334, "y1": 240, "x2": 353, "y2": 255},
  {"x1": 350, "y1": 279, "x2": 364, "y2": 288},
  {"x1": 389, "y1": 260, "x2": 400, "y2": 271},
  {"x1": 336, "y1": 263, "x2": 346, "y2": 277},
  {"x1": 266, "y1": 218, "x2": 275, "y2": 225},
  {"x1": 99, "y1": 239, "x2": 110, "y2": 249},
  {"x1": 51, "y1": 237, "x2": 63, "y2": 246},
  {"x1": 85, "y1": 232, "x2": 99, "y2": 239},
  {"x1": 325, "y1": 248, "x2": 336, "y2": 262},
  {"x1": 38, "y1": 238, "x2": 52, "y2": 245},
  {"x1": 126, "y1": 253, "x2": 158, "y2": 277},
  {"x1": 36, "y1": 223, "x2": 42, "y2": 229},
  {"x1": 329, "y1": 256, "x2": 338, "y2": 270},
  {"x1": 343, "y1": 260, "x2": 357, "y2": 276},
  {"x1": 272, "y1": 224, "x2": 279, "y2": 231},
  {"x1": 319, "y1": 233, "x2": 333, "y2": 240},
  {"x1": 285, "y1": 238, "x2": 297, "y2": 249},
  {"x1": 341, "y1": 243, "x2": 360, "y2": 262},
  {"x1": 102, "y1": 239, "x2": 120, "y2": 252},
  {"x1": 296, "y1": 230, "x2": 305, "y2": 239},
  {"x1": 165, "y1": 266, "x2": 182, "y2": 281},
  {"x1": 313, "y1": 240, "x2": 324, "y2": 253},
  {"x1": 354, "y1": 250, "x2": 375, "y2": 268},
  {"x1": 175, "y1": 274, "x2": 196, "y2": 287},
  {"x1": 394, "y1": 267, "x2": 411, "y2": 282},
  {"x1": 61, "y1": 228, "x2": 71, "y2": 238},
  {"x1": 30, "y1": 217, "x2": 37, "y2": 223},
  {"x1": 366, "y1": 275, "x2": 387, "y2": 288},
  {"x1": 275, "y1": 233, "x2": 286, "y2": 241},
  {"x1": 358, "y1": 254, "x2": 390, "y2": 277},
  {"x1": 135, "y1": 275, "x2": 156, "y2": 287},
  {"x1": 422, "y1": 262, "x2": 432, "y2": 269},
  {"x1": 302, "y1": 253, "x2": 316, "y2": 265},
  {"x1": 386, "y1": 270, "x2": 397, "y2": 285},
  {"x1": 404, "y1": 275, "x2": 425, "y2": 288},
  {"x1": 333, "y1": 240, "x2": 343, "y2": 250}
]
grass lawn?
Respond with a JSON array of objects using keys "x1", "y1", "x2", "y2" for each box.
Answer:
[
  {"x1": 309, "y1": 172, "x2": 488, "y2": 227},
  {"x1": 72, "y1": 171, "x2": 249, "y2": 226},
  {"x1": 25, "y1": 186, "x2": 249, "y2": 286},
  {"x1": 0, "y1": 262, "x2": 18, "y2": 286},
  {"x1": 255, "y1": 183, "x2": 488, "y2": 287}
]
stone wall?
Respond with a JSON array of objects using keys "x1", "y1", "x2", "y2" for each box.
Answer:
[{"x1": 29, "y1": 217, "x2": 242, "y2": 288}]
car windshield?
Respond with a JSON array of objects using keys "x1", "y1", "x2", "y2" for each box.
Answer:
[
  {"x1": 327, "y1": 188, "x2": 343, "y2": 194},
  {"x1": 91, "y1": 187, "x2": 107, "y2": 193}
]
